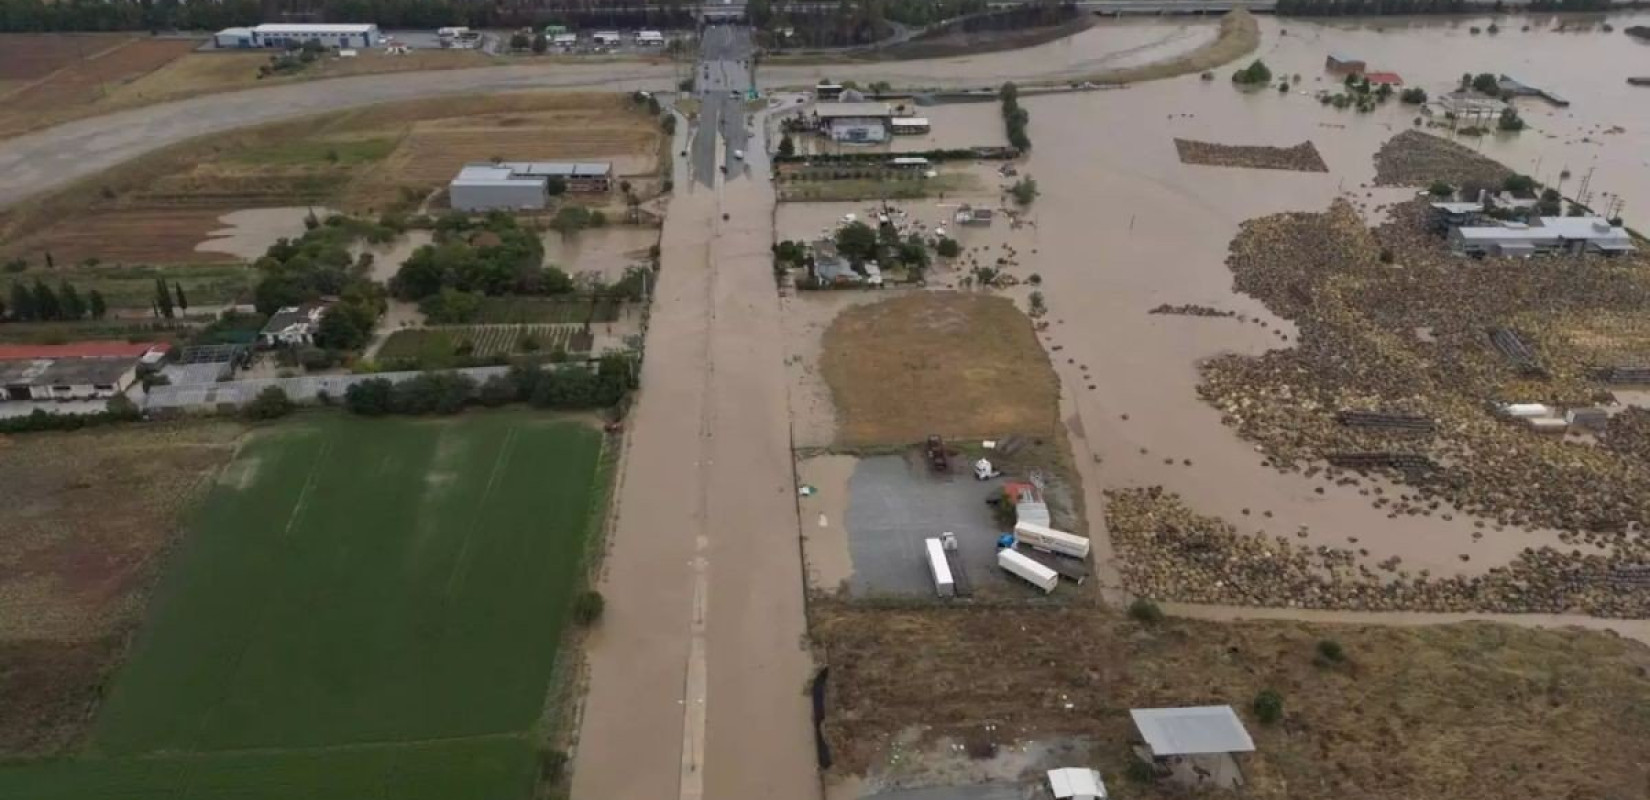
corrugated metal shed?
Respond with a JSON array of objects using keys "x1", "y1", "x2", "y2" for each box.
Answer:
[
  {"x1": 1131, "y1": 706, "x2": 1255, "y2": 756},
  {"x1": 1047, "y1": 768, "x2": 1108, "y2": 800}
]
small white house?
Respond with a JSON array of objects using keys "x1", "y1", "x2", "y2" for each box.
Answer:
[{"x1": 259, "y1": 302, "x2": 330, "y2": 347}]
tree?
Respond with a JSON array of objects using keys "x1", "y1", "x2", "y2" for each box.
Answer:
[
  {"x1": 32, "y1": 279, "x2": 60, "y2": 321},
  {"x1": 9, "y1": 281, "x2": 35, "y2": 321},
  {"x1": 244, "y1": 385, "x2": 295, "y2": 420},
  {"x1": 1400, "y1": 86, "x2": 1428, "y2": 104},
  {"x1": 1497, "y1": 106, "x2": 1526, "y2": 132},
  {"x1": 1252, "y1": 689, "x2": 1284, "y2": 725},
  {"x1": 509, "y1": 31, "x2": 531, "y2": 50},
  {"x1": 1471, "y1": 72, "x2": 1500, "y2": 95},
  {"x1": 419, "y1": 287, "x2": 483, "y2": 323},
  {"x1": 87, "y1": 289, "x2": 107, "y2": 320},
  {"x1": 572, "y1": 590, "x2": 605, "y2": 625},
  {"x1": 1028, "y1": 290, "x2": 1046, "y2": 316},
  {"x1": 478, "y1": 374, "x2": 519, "y2": 407},
  {"x1": 778, "y1": 133, "x2": 795, "y2": 157},
  {"x1": 173, "y1": 282, "x2": 188, "y2": 313},
  {"x1": 551, "y1": 204, "x2": 594, "y2": 233},
  {"x1": 1427, "y1": 180, "x2": 1454, "y2": 197},
  {"x1": 531, "y1": 32, "x2": 548, "y2": 54},
  {"x1": 834, "y1": 221, "x2": 879, "y2": 262},
  {"x1": 935, "y1": 237, "x2": 961, "y2": 258},
  {"x1": 314, "y1": 304, "x2": 372, "y2": 350},
  {"x1": 1010, "y1": 177, "x2": 1039, "y2": 206},
  {"x1": 1502, "y1": 173, "x2": 1537, "y2": 196},
  {"x1": 154, "y1": 277, "x2": 174, "y2": 319},
  {"x1": 1232, "y1": 59, "x2": 1272, "y2": 85},
  {"x1": 58, "y1": 280, "x2": 84, "y2": 320},
  {"x1": 546, "y1": 176, "x2": 568, "y2": 196},
  {"x1": 660, "y1": 114, "x2": 677, "y2": 135},
  {"x1": 1315, "y1": 639, "x2": 1347, "y2": 665}
]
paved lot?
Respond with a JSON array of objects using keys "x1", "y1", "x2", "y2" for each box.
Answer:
[{"x1": 844, "y1": 455, "x2": 1010, "y2": 597}]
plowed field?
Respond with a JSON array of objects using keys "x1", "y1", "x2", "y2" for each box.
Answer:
[{"x1": 0, "y1": 38, "x2": 195, "y2": 138}]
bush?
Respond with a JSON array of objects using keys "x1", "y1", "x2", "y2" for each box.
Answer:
[
  {"x1": 1127, "y1": 598, "x2": 1164, "y2": 625},
  {"x1": 478, "y1": 374, "x2": 519, "y2": 407},
  {"x1": 1124, "y1": 758, "x2": 1157, "y2": 783},
  {"x1": 1400, "y1": 87, "x2": 1428, "y2": 104},
  {"x1": 344, "y1": 378, "x2": 394, "y2": 416},
  {"x1": 244, "y1": 385, "x2": 295, "y2": 420},
  {"x1": 1231, "y1": 59, "x2": 1272, "y2": 85},
  {"x1": 1253, "y1": 689, "x2": 1284, "y2": 725},
  {"x1": 1427, "y1": 180, "x2": 1454, "y2": 197},
  {"x1": 1315, "y1": 638, "x2": 1346, "y2": 664},
  {"x1": 572, "y1": 590, "x2": 605, "y2": 626},
  {"x1": 1497, "y1": 106, "x2": 1526, "y2": 132}
]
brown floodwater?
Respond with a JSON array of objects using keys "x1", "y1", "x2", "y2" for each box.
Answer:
[{"x1": 994, "y1": 14, "x2": 1650, "y2": 578}]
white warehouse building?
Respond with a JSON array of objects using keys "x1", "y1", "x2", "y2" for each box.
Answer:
[
  {"x1": 1449, "y1": 216, "x2": 1635, "y2": 257},
  {"x1": 813, "y1": 102, "x2": 894, "y2": 143},
  {"x1": 449, "y1": 162, "x2": 615, "y2": 212},
  {"x1": 214, "y1": 24, "x2": 381, "y2": 49}
]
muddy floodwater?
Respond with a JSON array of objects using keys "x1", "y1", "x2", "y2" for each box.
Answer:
[
  {"x1": 540, "y1": 225, "x2": 659, "y2": 281},
  {"x1": 195, "y1": 207, "x2": 330, "y2": 261},
  {"x1": 792, "y1": 13, "x2": 1650, "y2": 582}
]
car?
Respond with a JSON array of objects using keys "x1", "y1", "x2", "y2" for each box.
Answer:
[{"x1": 733, "y1": 149, "x2": 745, "y2": 160}]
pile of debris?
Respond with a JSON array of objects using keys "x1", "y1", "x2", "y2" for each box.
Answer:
[
  {"x1": 1199, "y1": 195, "x2": 1650, "y2": 538},
  {"x1": 1371, "y1": 129, "x2": 1513, "y2": 187},
  {"x1": 1106, "y1": 487, "x2": 1650, "y2": 616},
  {"x1": 1173, "y1": 139, "x2": 1329, "y2": 173},
  {"x1": 1149, "y1": 303, "x2": 1238, "y2": 318}
]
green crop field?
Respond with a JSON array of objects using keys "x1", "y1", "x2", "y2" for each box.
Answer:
[{"x1": 0, "y1": 412, "x2": 609, "y2": 800}]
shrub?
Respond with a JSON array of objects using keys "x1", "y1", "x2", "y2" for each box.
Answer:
[
  {"x1": 1010, "y1": 177, "x2": 1039, "y2": 206},
  {"x1": 1427, "y1": 180, "x2": 1454, "y2": 197},
  {"x1": 1400, "y1": 87, "x2": 1428, "y2": 104},
  {"x1": 1253, "y1": 689, "x2": 1284, "y2": 725},
  {"x1": 572, "y1": 590, "x2": 605, "y2": 626},
  {"x1": 1127, "y1": 598, "x2": 1164, "y2": 625},
  {"x1": 478, "y1": 375, "x2": 519, "y2": 407},
  {"x1": 1316, "y1": 638, "x2": 1346, "y2": 664},
  {"x1": 1124, "y1": 758, "x2": 1157, "y2": 783},
  {"x1": 1378, "y1": 248, "x2": 1394, "y2": 264},
  {"x1": 244, "y1": 385, "x2": 295, "y2": 420},
  {"x1": 1231, "y1": 59, "x2": 1272, "y2": 86}
]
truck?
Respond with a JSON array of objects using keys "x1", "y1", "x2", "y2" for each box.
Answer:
[
  {"x1": 998, "y1": 548, "x2": 1058, "y2": 593},
  {"x1": 1013, "y1": 521, "x2": 1091, "y2": 559},
  {"x1": 925, "y1": 537, "x2": 955, "y2": 597}
]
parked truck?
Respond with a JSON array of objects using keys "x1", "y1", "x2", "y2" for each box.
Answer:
[
  {"x1": 925, "y1": 537, "x2": 956, "y2": 598},
  {"x1": 1013, "y1": 521, "x2": 1091, "y2": 559},
  {"x1": 998, "y1": 548, "x2": 1058, "y2": 593}
]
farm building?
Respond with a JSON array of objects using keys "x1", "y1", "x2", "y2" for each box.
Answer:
[
  {"x1": 214, "y1": 24, "x2": 381, "y2": 49},
  {"x1": 1449, "y1": 216, "x2": 1636, "y2": 257},
  {"x1": 260, "y1": 302, "x2": 330, "y2": 347},
  {"x1": 449, "y1": 161, "x2": 614, "y2": 211},
  {"x1": 1363, "y1": 71, "x2": 1403, "y2": 87},
  {"x1": 1130, "y1": 705, "x2": 1255, "y2": 789},
  {"x1": 890, "y1": 117, "x2": 930, "y2": 135},
  {"x1": 0, "y1": 341, "x2": 169, "y2": 402},
  {"x1": 1325, "y1": 53, "x2": 1365, "y2": 74},
  {"x1": 812, "y1": 102, "x2": 895, "y2": 143}
]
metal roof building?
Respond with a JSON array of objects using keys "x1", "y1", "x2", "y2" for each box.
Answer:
[
  {"x1": 1047, "y1": 768, "x2": 1107, "y2": 800},
  {"x1": 450, "y1": 162, "x2": 614, "y2": 211},
  {"x1": 813, "y1": 102, "x2": 894, "y2": 120},
  {"x1": 1450, "y1": 216, "x2": 1635, "y2": 257},
  {"x1": 1132, "y1": 706, "x2": 1255, "y2": 756},
  {"x1": 215, "y1": 23, "x2": 380, "y2": 49}
]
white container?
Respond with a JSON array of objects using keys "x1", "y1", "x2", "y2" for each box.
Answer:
[
  {"x1": 1527, "y1": 416, "x2": 1570, "y2": 434},
  {"x1": 925, "y1": 538, "x2": 955, "y2": 597},
  {"x1": 999, "y1": 548, "x2": 1058, "y2": 593},
  {"x1": 1502, "y1": 403, "x2": 1555, "y2": 418},
  {"x1": 1014, "y1": 521, "x2": 1090, "y2": 559}
]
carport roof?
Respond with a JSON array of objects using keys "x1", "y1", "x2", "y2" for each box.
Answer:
[{"x1": 1131, "y1": 706, "x2": 1255, "y2": 756}]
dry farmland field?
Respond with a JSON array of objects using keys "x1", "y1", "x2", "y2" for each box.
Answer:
[
  {"x1": 815, "y1": 603, "x2": 1650, "y2": 800},
  {"x1": 0, "y1": 422, "x2": 243, "y2": 759},
  {"x1": 0, "y1": 35, "x2": 198, "y2": 139},
  {"x1": 0, "y1": 92, "x2": 662, "y2": 272},
  {"x1": 820, "y1": 291, "x2": 1059, "y2": 447},
  {"x1": 0, "y1": 412, "x2": 611, "y2": 800}
]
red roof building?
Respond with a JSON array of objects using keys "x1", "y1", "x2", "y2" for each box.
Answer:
[
  {"x1": 1364, "y1": 72, "x2": 1404, "y2": 86},
  {"x1": 0, "y1": 341, "x2": 171, "y2": 361}
]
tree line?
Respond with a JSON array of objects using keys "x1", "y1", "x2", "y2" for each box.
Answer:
[
  {"x1": 341, "y1": 357, "x2": 636, "y2": 417},
  {"x1": 1000, "y1": 82, "x2": 1030, "y2": 151},
  {"x1": 0, "y1": 0, "x2": 700, "y2": 33},
  {"x1": 4, "y1": 278, "x2": 109, "y2": 322}
]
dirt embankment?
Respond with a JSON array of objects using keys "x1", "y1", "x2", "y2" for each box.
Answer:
[
  {"x1": 874, "y1": 16, "x2": 1097, "y2": 62},
  {"x1": 814, "y1": 602, "x2": 1650, "y2": 800}
]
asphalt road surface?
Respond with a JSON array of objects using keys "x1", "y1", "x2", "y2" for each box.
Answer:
[{"x1": 691, "y1": 25, "x2": 755, "y2": 186}]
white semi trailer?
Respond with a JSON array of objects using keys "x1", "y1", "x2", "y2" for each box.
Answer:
[
  {"x1": 1013, "y1": 521, "x2": 1091, "y2": 559},
  {"x1": 925, "y1": 537, "x2": 956, "y2": 597},
  {"x1": 998, "y1": 548, "x2": 1058, "y2": 593}
]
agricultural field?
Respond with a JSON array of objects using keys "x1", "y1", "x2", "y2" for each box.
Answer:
[
  {"x1": 378, "y1": 324, "x2": 588, "y2": 367},
  {"x1": 478, "y1": 295, "x2": 624, "y2": 324},
  {"x1": 0, "y1": 412, "x2": 610, "y2": 799},
  {"x1": 815, "y1": 603, "x2": 1650, "y2": 800},
  {"x1": 0, "y1": 423, "x2": 244, "y2": 758},
  {"x1": 0, "y1": 35, "x2": 198, "y2": 139},
  {"x1": 0, "y1": 93, "x2": 663, "y2": 271},
  {"x1": 820, "y1": 292, "x2": 1059, "y2": 447}
]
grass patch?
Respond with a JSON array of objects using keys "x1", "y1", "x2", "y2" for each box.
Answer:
[
  {"x1": 7, "y1": 262, "x2": 252, "y2": 310},
  {"x1": 226, "y1": 136, "x2": 399, "y2": 167},
  {"x1": 820, "y1": 291, "x2": 1058, "y2": 447},
  {"x1": 0, "y1": 412, "x2": 608, "y2": 798}
]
